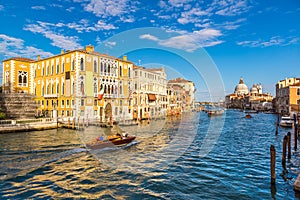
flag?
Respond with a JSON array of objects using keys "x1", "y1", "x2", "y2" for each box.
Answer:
[
  {"x1": 98, "y1": 87, "x2": 105, "y2": 100},
  {"x1": 128, "y1": 89, "x2": 132, "y2": 99}
]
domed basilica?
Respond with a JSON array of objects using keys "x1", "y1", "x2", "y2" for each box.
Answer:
[{"x1": 226, "y1": 77, "x2": 273, "y2": 110}]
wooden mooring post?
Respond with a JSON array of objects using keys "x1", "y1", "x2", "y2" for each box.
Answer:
[
  {"x1": 68, "y1": 118, "x2": 70, "y2": 128},
  {"x1": 72, "y1": 118, "x2": 75, "y2": 129},
  {"x1": 270, "y1": 145, "x2": 276, "y2": 185},
  {"x1": 276, "y1": 114, "x2": 279, "y2": 135},
  {"x1": 295, "y1": 125, "x2": 298, "y2": 151},
  {"x1": 287, "y1": 132, "x2": 291, "y2": 159},
  {"x1": 282, "y1": 135, "x2": 287, "y2": 169}
]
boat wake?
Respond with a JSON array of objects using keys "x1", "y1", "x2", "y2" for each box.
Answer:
[{"x1": 0, "y1": 148, "x2": 88, "y2": 181}]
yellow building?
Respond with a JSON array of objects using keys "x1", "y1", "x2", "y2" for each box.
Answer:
[
  {"x1": 275, "y1": 77, "x2": 300, "y2": 114},
  {"x1": 2, "y1": 57, "x2": 35, "y2": 94},
  {"x1": 2, "y1": 45, "x2": 133, "y2": 122}
]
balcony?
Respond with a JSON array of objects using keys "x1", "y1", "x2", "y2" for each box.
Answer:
[
  {"x1": 103, "y1": 94, "x2": 118, "y2": 98},
  {"x1": 43, "y1": 94, "x2": 58, "y2": 98}
]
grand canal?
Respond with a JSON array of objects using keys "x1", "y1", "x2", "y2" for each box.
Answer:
[{"x1": 0, "y1": 109, "x2": 300, "y2": 199}]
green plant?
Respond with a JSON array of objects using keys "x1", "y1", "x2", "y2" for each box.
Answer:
[{"x1": 0, "y1": 112, "x2": 6, "y2": 120}]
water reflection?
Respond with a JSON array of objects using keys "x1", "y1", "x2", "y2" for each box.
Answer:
[{"x1": 0, "y1": 110, "x2": 300, "y2": 199}]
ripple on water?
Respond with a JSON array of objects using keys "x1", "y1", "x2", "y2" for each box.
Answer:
[{"x1": 0, "y1": 111, "x2": 299, "y2": 199}]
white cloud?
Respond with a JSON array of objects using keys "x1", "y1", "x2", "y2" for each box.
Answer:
[
  {"x1": 237, "y1": 36, "x2": 300, "y2": 47},
  {"x1": 212, "y1": 0, "x2": 249, "y2": 16},
  {"x1": 78, "y1": 0, "x2": 136, "y2": 19},
  {"x1": 139, "y1": 34, "x2": 159, "y2": 41},
  {"x1": 24, "y1": 22, "x2": 82, "y2": 50},
  {"x1": 0, "y1": 34, "x2": 53, "y2": 59},
  {"x1": 140, "y1": 28, "x2": 223, "y2": 52},
  {"x1": 168, "y1": 0, "x2": 192, "y2": 7},
  {"x1": 66, "y1": 7, "x2": 75, "y2": 12},
  {"x1": 177, "y1": 8, "x2": 208, "y2": 24},
  {"x1": 105, "y1": 41, "x2": 117, "y2": 48},
  {"x1": 65, "y1": 19, "x2": 117, "y2": 32},
  {"x1": 31, "y1": 6, "x2": 46, "y2": 10}
]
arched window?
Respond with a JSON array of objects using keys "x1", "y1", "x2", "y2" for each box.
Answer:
[
  {"x1": 94, "y1": 83, "x2": 97, "y2": 93},
  {"x1": 62, "y1": 82, "x2": 65, "y2": 95},
  {"x1": 104, "y1": 84, "x2": 107, "y2": 94},
  {"x1": 119, "y1": 66, "x2": 122, "y2": 77},
  {"x1": 72, "y1": 82, "x2": 75, "y2": 94},
  {"x1": 108, "y1": 85, "x2": 110, "y2": 94},
  {"x1": 72, "y1": 59, "x2": 75, "y2": 71},
  {"x1": 108, "y1": 64, "x2": 111, "y2": 74},
  {"x1": 94, "y1": 60, "x2": 97, "y2": 72},
  {"x1": 128, "y1": 67, "x2": 131, "y2": 78},
  {"x1": 42, "y1": 85, "x2": 44, "y2": 96},
  {"x1": 46, "y1": 65, "x2": 48, "y2": 76},
  {"x1": 81, "y1": 81, "x2": 84, "y2": 95},
  {"x1": 52, "y1": 64, "x2": 54, "y2": 75},
  {"x1": 18, "y1": 74, "x2": 22, "y2": 84},
  {"x1": 56, "y1": 64, "x2": 59, "y2": 74},
  {"x1": 52, "y1": 84, "x2": 54, "y2": 94},
  {"x1": 104, "y1": 63, "x2": 107, "y2": 73},
  {"x1": 42, "y1": 66, "x2": 44, "y2": 76},
  {"x1": 80, "y1": 58, "x2": 84, "y2": 71},
  {"x1": 47, "y1": 84, "x2": 50, "y2": 94},
  {"x1": 101, "y1": 62, "x2": 103, "y2": 73},
  {"x1": 62, "y1": 62, "x2": 65, "y2": 73},
  {"x1": 119, "y1": 81, "x2": 122, "y2": 94},
  {"x1": 18, "y1": 71, "x2": 28, "y2": 87},
  {"x1": 56, "y1": 83, "x2": 59, "y2": 94}
]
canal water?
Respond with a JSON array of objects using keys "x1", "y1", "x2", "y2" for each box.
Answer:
[{"x1": 0, "y1": 109, "x2": 299, "y2": 199}]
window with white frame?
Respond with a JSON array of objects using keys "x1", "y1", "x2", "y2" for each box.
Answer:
[
  {"x1": 80, "y1": 58, "x2": 84, "y2": 71},
  {"x1": 18, "y1": 71, "x2": 28, "y2": 87},
  {"x1": 72, "y1": 59, "x2": 75, "y2": 71},
  {"x1": 94, "y1": 60, "x2": 97, "y2": 72}
]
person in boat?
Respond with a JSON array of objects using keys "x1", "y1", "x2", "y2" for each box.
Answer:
[
  {"x1": 96, "y1": 135, "x2": 104, "y2": 141},
  {"x1": 122, "y1": 131, "x2": 128, "y2": 138}
]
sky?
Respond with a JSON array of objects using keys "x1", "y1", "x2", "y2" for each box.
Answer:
[{"x1": 0, "y1": 0, "x2": 299, "y2": 101}]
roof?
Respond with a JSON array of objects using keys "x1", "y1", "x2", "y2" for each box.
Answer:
[
  {"x1": 2, "y1": 57, "x2": 35, "y2": 62},
  {"x1": 168, "y1": 77, "x2": 192, "y2": 83},
  {"x1": 290, "y1": 82, "x2": 300, "y2": 87},
  {"x1": 145, "y1": 68, "x2": 164, "y2": 72}
]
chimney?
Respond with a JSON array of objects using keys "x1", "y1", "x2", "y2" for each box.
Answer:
[
  {"x1": 123, "y1": 55, "x2": 127, "y2": 61},
  {"x1": 37, "y1": 55, "x2": 40, "y2": 61},
  {"x1": 85, "y1": 45, "x2": 94, "y2": 52},
  {"x1": 61, "y1": 49, "x2": 65, "y2": 54}
]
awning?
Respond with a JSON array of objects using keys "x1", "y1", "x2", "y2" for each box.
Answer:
[{"x1": 148, "y1": 94, "x2": 156, "y2": 101}]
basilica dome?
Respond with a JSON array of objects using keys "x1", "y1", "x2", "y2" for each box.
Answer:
[
  {"x1": 234, "y1": 78, "x2": 249, "y2": 95},
  {"x1": 250, "y1": 84, "x2": 258, "y2": 94}
]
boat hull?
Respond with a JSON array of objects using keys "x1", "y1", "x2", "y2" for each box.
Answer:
[{"x1": 86, "y1": 136, "x2": 136, "y2": 150}]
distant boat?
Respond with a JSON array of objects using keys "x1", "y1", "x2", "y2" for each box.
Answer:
[
  {"x1": 207, "y1": 109, "x2": 224, "y2": 117},
  {"x1": 244, "y1": 110, "x2": 258, "y2": 114},
  {"x1": 245, "y1": 114, "x2": 252, "y2": 118},
  {"x1": 279, "y1": 116, "x2": 293, "y2": 128}
]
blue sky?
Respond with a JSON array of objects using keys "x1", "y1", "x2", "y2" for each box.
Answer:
[{"x1": 0, "y1": 0, "x2": 299, "y2": 101}]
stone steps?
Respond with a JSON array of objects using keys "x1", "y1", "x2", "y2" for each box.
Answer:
[{"x1": 0, "y1": 94, "x2": 38, "y2": 119}]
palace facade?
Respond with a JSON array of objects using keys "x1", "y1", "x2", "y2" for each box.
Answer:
[{"x1": 2, "y1": 45, "x2": 196, "y2": 121}]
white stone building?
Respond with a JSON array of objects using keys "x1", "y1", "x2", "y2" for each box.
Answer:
[{"x1": 132, "y1": 66, "x2": 167, "y2": 120}]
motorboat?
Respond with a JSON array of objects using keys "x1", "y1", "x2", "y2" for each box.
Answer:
[
  {"x1": 207, "y1": 109, "x2": 224, "y2": 117},
  {"x1": 245, "y1": 114, "x2": 252, "y2": 118},
  {"x1": 86, "y1": 134, "x2": 136, "y2": 150},
  {"x1": 279, "y1": 116, "x2": 293, "y2": 127}
]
